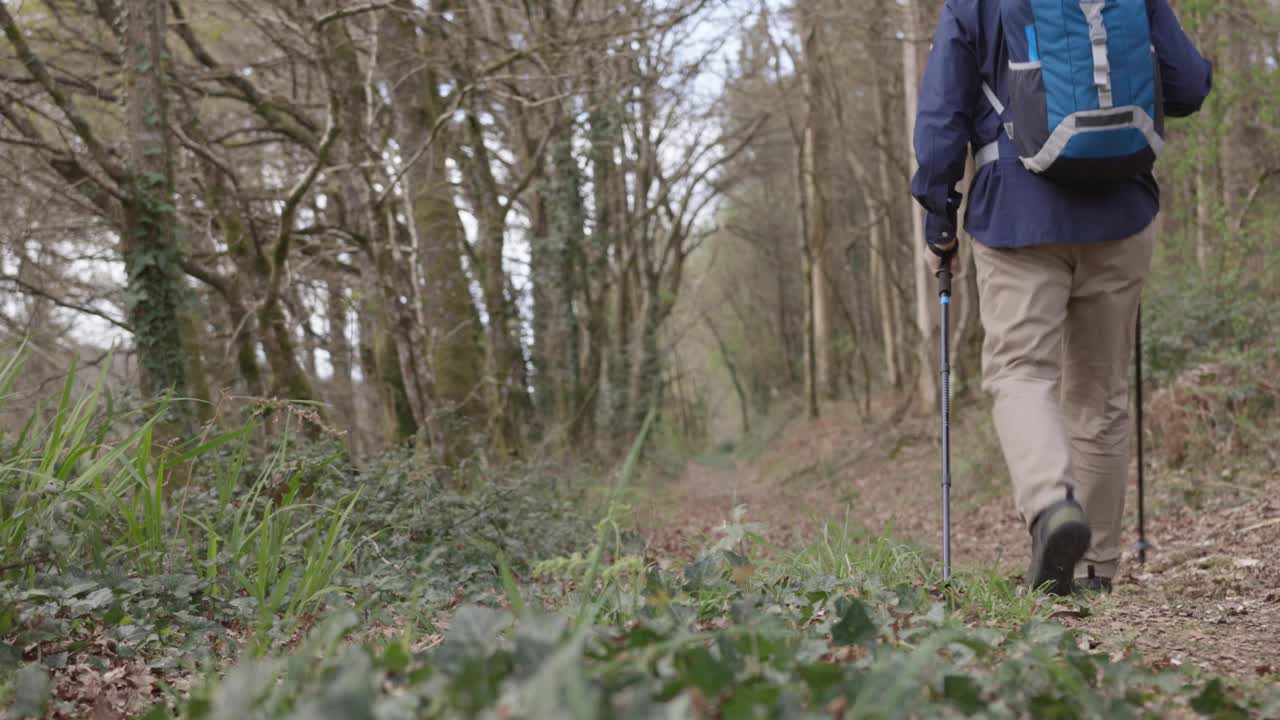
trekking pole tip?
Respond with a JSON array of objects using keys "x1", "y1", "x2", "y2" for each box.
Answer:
[{"x1": 1134, "y1": 539, "x2": 1154, "y2": 563}]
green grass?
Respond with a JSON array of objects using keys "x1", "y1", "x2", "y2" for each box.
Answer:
[
  {"x1": 0, "y1": 348, "x2": 367, "y2": 654},
  {"x1": 775, "y1": 515, "x2": 1046, "y2": 630}
]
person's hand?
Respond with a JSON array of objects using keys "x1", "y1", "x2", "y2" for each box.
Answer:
[
  {"x1": 925, "y1": 201, "x2": 960, "y2": 276},
  {"x1": 929, "y1": 239, "x2": 957, "y2": 277}
]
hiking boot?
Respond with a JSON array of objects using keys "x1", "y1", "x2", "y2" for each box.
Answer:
[
  {"x1": 1073, "y1": 576, "x2": 1113, "y2": 595},
  {"x1": 1073, "y1": 566, "x2": 1113, "y2": 595},
  {"x1": 1027, "y1": 497, "x2": 1091, "y2": 596}
]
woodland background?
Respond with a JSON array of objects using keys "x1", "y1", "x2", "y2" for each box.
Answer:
[
  {"x1": 0, "y1": 0, "x2": 1277, "y2": 461},
  {"x1": 3, "y1": 1, "x2": 1280, "y2": 718}
]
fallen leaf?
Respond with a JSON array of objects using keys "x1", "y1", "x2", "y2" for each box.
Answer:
[{"x1": 92, "y1": 695, "x2": 123, "y2": 720}]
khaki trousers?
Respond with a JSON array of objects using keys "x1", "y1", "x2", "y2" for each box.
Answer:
[{"x1": 972, "y1": 223, "x2": 1155, "y2": 579}]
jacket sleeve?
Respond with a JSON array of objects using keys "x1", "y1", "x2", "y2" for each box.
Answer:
[
  {"x1": 910, "y1": 1, "x2": 980, "y2": 241},
  {"x1": 1148, "y1": 0, "x2": 1213, "y2": 117}
]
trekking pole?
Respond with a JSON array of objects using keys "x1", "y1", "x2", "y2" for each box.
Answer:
[
  {"x1": 1135, "y1": 305, "x2": 1152, "y2": 564},
  {"x1": 939, "y1": 264, "x2": 953, "y2": 581}
]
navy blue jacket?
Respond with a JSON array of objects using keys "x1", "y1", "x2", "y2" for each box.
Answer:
[{"x1": 910, "y1": 0, "x2": 1213, "y2": 249}]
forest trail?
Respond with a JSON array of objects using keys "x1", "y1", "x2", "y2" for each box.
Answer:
[{"x1": 639, "y1": 400, "x2": 1280, "y2": 683}]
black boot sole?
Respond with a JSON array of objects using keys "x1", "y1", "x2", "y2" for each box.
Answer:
[{"x1": 1030, "y1": 521, "x2": 1091, "y2": 596}]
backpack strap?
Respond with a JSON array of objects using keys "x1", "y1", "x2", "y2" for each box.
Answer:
[
  {"x1": 976, "y1": 82, "x2": 1009, "y2": 168},
  {"x1": 974, "y1": 141, "x2": 1000, "y2": 168},
  {"x1": 981, "y1": 82, "x2": 1006, "y2": 116},
  {"x1": 982, "y1": 82, "x2": 1017, "y2": 137},
  {"x1": 1080, "y1": 0, "x2": 1115, "y2": 108}
]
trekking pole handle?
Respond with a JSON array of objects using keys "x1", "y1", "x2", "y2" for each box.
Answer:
[{"x1": 937, "y1": 264, "x2": 953, "y2": 298}]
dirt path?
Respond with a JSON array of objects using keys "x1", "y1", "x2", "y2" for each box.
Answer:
[{"x1": 638, "y1": 400, "x2": 1280, "y2": 683}]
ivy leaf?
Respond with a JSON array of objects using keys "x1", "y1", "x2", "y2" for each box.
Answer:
[
  {"x1": 447, "y1": 606, "x2": 508, "y2": 650},
  {"x1": 721, "y1": 678, "x2": 780, "y2": 719},
  {"x1": 796, "y1": 662, "x2": 844, "y2": 702},
  {"x1": 64, "y1": 580, "x2": 100, "y2": 597},
  {"x1": 436, "y1": 606, "x2": 510, "y2": 673},
  {"x1": 103, "y1": 605, "x2": 128, "y2": 626},
  {"x1": 13, "y1": 664, "x2": 52, "y2": 718},
  {"x1": 138, "y1": 705, "x2": 174, "y2": 720},
  {"x1": 1190, "y1": 678, "x2": 1249, "y2": 720},
  {"x1": 292, "y1": 648, "x2": 378, "y2": 720},
  {"x1": 0, "y1": 642, "x2": 20, "y2": 671},
  {"x1": 943, "y1": 675, "x2": 984, "y2": 715},
  {"x1": 805, "y1": 590, "x2": 831, "y2": 606},
  {"x1": 622, "y1": 622, "x2": 665, "y2": 651},
  {"x1": 682, "y1": 554, "x2": 726, "y2": 592},
  {"x1": 230, "y1": 597, "x2": 258, "y2": 617},
  {"x1": 1028, "y1": 693, "x2": 1074, "y2": 720},
  {"x1": 513, "y1": 614, "x2": 567, "y2": 680},
  {"x1": 380, "y1": 640, "x2": 411, "y2": 674},
  {"x1": 831, "y1": 599, "x2": 876, "y2": 646},
  {"x1": 674, "y1": 646, "x2": 734, "y2": 696},
  {"x1": 81, "y1": 587, "x2": 115, "y2": 611}
]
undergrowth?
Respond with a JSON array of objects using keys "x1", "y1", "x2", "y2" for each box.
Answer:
[
  {"x1": 3, "y1": 351, "x2": 1277, "y2": 719},
  {"x1": 0, "y1": 350, "x2": 601, "y2": 717},
  {"x1": 154, "y1": 516, "x2": 1277, "y2": 719}
]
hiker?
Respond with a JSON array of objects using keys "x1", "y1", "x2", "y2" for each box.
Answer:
[{"x1": 910, "y1": 1, "x2": 1212, "y2": 595}]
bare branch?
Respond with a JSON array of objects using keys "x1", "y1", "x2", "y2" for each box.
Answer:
[
  {"x1": 0, "y1": 275, "x2": 130, "y2": 331},
  {"x1": 0, "y1": 3, "x2": 128, "y2": 187},
  {"x1": 263, "y1": 86, "x2": 341, "y2": 314},
  {"x1": 169, "y1": 0, "x2": 320, "y2": 147},
  {"x1": 314, "y1": 1, "x2": 395, "y2": 31}
]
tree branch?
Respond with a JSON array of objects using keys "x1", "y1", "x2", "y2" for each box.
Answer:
[
  {"x1": 169, "y1": 0, "x2": 320, "y2": 147},
  {"x1": 0, "y1": 275, "x2": 130, "y2": 331},
  {"x1": 0, "y1": 92, "x2": 124, "y2": 213},
  {"x1": 262, "y1": 87, "x2": 341, "y2": 314},
  {"x1": 314, "y1": 1, "x2": 396, "y2": 31},
  {"x1": 1234, "y1": 166, "x2": 1279, "y2": 233},
  {"x1": 0, "y1": 3, "x2": 128, "y2": 187}
]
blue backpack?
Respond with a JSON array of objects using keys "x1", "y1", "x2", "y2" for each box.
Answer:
[{"x1": 978, "y1": 0, "x2": 1165, "y2": 182}]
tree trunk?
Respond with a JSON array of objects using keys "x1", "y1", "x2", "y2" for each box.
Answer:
[
  {"x1": 325, "y1": 10, "x2": 419, "y2": 445},
  {"x1": 797, "y1": 140, "x2": 819, "y2": 420},
  {"x1": 799, "y1": 6, "x2": 835, "y2": 403},
  {"x1": 903, "y1": 0, "x2": 940, "y2": 414},
  {"x1": 379, "y1": 4, "x2": 486, "y2": 464},
  {"x1": 547, "y1": 134, "x2": 586, "y2": 440},
  {"x1": 703, "y1": 311, "x2": 750, "y2": 435},
  {"x1": 630, "y1": 274, "x2": 665, "y2": 428},
  {"x1": 178, "y1": 304, "x2": 214, "y2": 422},
  {"x1": 581, "y1": 104, "x2": 621, "y2": 453},
  {"x1": 529, "y1": 186, "x2": 556, "y2": 423},
  {"x1": 868, "y1": 44, "x2": 903, "y2": 390},
  {"x1": 327, "y1": 277, "x2": 355, "y2": 447},
  {"x1": 123, "y1": 0, "x2": 186, "y2": 400},
  {"x1": 189, "y1": 154, "x2": 265, "y2": 400},
  {"x1": 610, "y1": 247, "x2": 635, "y2": 444},
  {"x1": 459, "y1": 109, "x2": 530, "y2": 457},
  {"x1": 1195, "y1": 148, "x2": 1214, "y2": 273},
  {"x1": 257, "y1": 301, "x2": 317, "y2": 404},
  {"x1": 353, "y1": 305, "x2": 382, "y2": 455},
  {"x1": 1193, "y1": 13, "x2": 1221, "y2": 274}
]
